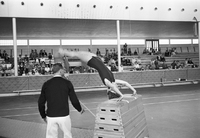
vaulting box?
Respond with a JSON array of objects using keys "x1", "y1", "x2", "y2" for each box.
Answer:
[{"x1": 93, "y1": 94, "x2": 149, "y2": 138}]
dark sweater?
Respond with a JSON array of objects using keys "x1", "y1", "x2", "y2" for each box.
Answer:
[{"x1": 38, "y1": 76, "x2": 82, "y2": 118}]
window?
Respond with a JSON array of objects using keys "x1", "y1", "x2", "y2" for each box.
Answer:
[
  {"x1": 62, "y1": 39, "x2": 90, "y2": 45},
  {"x1": 170, "y1": 39, "x2": 192, "y2": 44},
  {"x1": 120, "y1": 39, "x2": 145, "y2": 45},
  {"x1": 0, "y1": 40, "x2": 13, "y2": 45},
  {"x1": 146, "y1": 39, "x2": 159, "y2": 51},
  {"x1": 0, "y1": 40, "x2": 28, "y2": 45},
  {"x1": 92, "y1": 39, "x2": 117, "y2": 45},
  {"x1": 92, "y1": 39, "x2": 145, "y2": 45},
  {"x1": 159, "y1": 39, "x2": 169, "y2": 45},
  {"x1": 29, "y1": 39, "x2": 60, "y2": 45},
  {"x1": 192, "y1": 39, "x2": 199, "y2": 44}
]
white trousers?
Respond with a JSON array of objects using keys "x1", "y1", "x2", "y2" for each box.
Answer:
[{"x1": 46, "y1": 116, "x2": 72, "y2": 138}]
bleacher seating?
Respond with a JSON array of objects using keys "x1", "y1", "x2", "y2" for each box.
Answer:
[
  {"x1": 122, "y1": 52, "x2": 199, "y2": 71},
  {"x1": 0, "y1": 46, "x2": 199, "y2": 75}
]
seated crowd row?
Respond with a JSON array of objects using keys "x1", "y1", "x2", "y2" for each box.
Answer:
[{"x1": 0, "y1": 47, "x2": 198, "y2": 76}]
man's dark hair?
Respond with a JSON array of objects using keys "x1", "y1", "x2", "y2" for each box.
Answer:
[{"x1": 52, "y1": 63, "x2": 63, "y2": 74}]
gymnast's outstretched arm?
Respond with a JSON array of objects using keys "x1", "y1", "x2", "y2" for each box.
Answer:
[{"x1": 115, "y1": 79, "x2": 137, "y2": 95}]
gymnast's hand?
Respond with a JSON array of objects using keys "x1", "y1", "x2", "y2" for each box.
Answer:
[
  {"x1": 80, "y1": 108, "x2": 85, "y2": 114},
  {"x1": 132, "y1": 91, "x2": 137, "y2": 96},
  {"x1": 117, "y1": 95, "x2": 124, "y2": 102}
]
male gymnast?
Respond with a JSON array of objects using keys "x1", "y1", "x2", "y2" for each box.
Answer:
[{"x1": 58, "y1": 48, "x2": 137, "y2": 101}]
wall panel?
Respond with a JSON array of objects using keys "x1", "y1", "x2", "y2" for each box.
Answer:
[
  {"x1": 28, "y1": 76, "x2": 51, "y2": 90},
  {"x1": 0, "y1": 18, "x2": 195, "y2": 39},
  {"x1": 165, "y1": 69, "x2": 187, "y2": 81},
  {"x1": 0, "y1": 76, "x2": 29, "y2": 93},
  {"x1": 188, "y1": 68, "x2": 200, "y2": 80},
  {"x1": 141, "y1": 70, "x2": 164, "y2": 83},
  {"x1": 0, "y1": 68, "x2": 200, "y2": 94}
]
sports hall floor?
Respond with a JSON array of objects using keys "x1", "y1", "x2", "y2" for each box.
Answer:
[{"x1": 0, "y1": 83, "x2": 200, "y2": 138}]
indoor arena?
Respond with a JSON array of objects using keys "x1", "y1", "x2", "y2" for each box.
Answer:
[{"x1": 0, "y1": 0, "x2": 200, "y2": 138}]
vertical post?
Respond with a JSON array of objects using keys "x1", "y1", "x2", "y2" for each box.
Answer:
[
  {"x1": 10, "y1": 49, "x2": 12, "y2": 57},
  {"x1": 12, "y1": 18, "x2": 18, "y2": 76},
  {"x1": 90, "y1": 39, "x2": 92, "y2": 52},
  {"x1": 60, "y1": 39, "x2": 62, "y2": 48},
  {"x1": 27, "y1": 38, "x2": 29, "y2": 57},
  {"x1": 198, "y1": 22, "x2": 200, "y2": 65},
  {"x1": 116, "y1": 20, "x2": 121, "y2": 72}
]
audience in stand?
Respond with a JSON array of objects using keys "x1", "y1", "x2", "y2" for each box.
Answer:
[
  {"x1": 170, "y1": 60, "x2": 183, "y2": 69},
  {"x1": 110, "y1": 62, "x2": 118, "y2": 72},
  {"x1": 131, "y1": 58, "x2": 142, "y2": 70},
  {"x1": 164, "y1": 48, "x2": 178, "y2": 57},
  {"x1": 184, "y1": 58, "x2": 198, "y2": 68},
  {"x1": 107, "y1": 58, "x2": 118, "y2": 72},
  {"x1": 157, "y1": 54, "x2": 166, "y2": 62},
  {"x1": 39, "y1": 49, "x2": 47, "y2": 58},
  {"x1": 171, "y1": 48, "x2": 177, "y2": 56},
  {"x1": 143, "y1": 48, "x2": 148, "y2": 54},
  {"x1": 0, "y1": 46, "x2": 199, "y2": 77},
  {"x1": 164, "y1": 49, "x2": 170, "y2": 57},
  {"x1": 127, "y1": 48, "x2": 132, "y2": 56},
  {"x1": 133, "y1": 50, "x2": 138, "y2": 55}
]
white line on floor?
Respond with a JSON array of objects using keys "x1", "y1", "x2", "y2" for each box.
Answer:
[
  {"x1": 1, "y1": 113, "x2": 40, "y2": 118},
  {"x1": 143, "y1": 98, "x2": 199, "y2": 105},
  {"x1": 0, "y1": 106, "x2": 37, "y2": 111},
  {"x1": 142, "y1": 93, "x2": 200, "y2": 100}
]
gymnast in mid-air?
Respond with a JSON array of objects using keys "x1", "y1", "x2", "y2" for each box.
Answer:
[{"x1": 58, "y1": 48, "x2": 137, "y2": 101}]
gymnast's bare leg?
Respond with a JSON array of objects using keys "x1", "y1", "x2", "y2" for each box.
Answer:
[
  {"x1": 58, "y1": 48, "x2": 124, "y2": 101},
  {"x1": 59, "y1": 48, "x2": 95, "y2": 63}
]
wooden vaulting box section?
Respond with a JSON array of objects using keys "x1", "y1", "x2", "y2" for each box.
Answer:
[{"x1": 94, "y1": 95, "x2": 149, "y2": 138}]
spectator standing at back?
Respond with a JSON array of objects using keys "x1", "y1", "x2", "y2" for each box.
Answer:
[
  {"x1": 2, "y1": 50, "x2": 8, "y2": 60},
  {"x1": 127, "y1": 48, "x2": 132, "y2": 56},
  {"x1": 43, "y1": 50, "x2": 47, "y2": 57},
  {"x1": 39, "y1": 49, "x2": 44, "y2": 58},
  {"x1": 112, "y1": 48, "x2": 118, "y2": 60},
  {"x1": 38, "y1": 63, "x2": 84, "y2": 138},
  {"x1": 34, "y1": 49, "x2": 39, "y2": 59},
  {"x1": 123, "y1": 43, "x2": 128, "y2": 55},
  {"x1": 48, "y1": 53, "x2": 53, "y2": 60},
  {"x1": 133, "y1": 49, "x2": 138, "y2": 55},
  {"x1": 29, "y1": 50, "x2": 34, "y2": 60},
  {"x1": 18, "y1": 54, "x2": 23, "y2": 64},
  {"x1": 96, "y1": 48, "x2": 101, "y2": 57},
  {"x1": 24, "y1": 55, "x2": 29, "y2": 63},
  {"x1": 104, "y1": 48, "x2": 110, "y2": 63}
]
